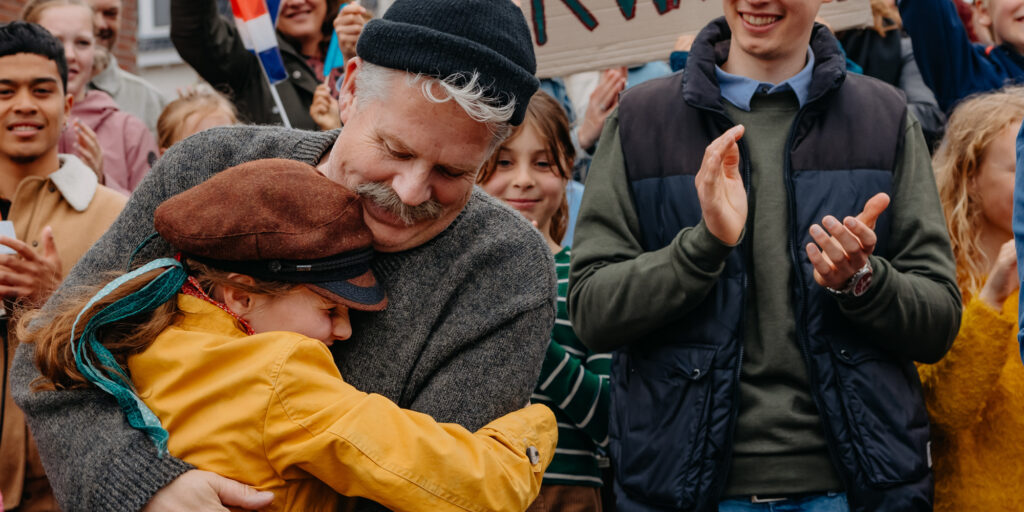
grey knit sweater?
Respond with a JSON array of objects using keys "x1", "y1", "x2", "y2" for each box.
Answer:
[{"x1": 10, "y1": 126, "x2": 557, "y2": 511}]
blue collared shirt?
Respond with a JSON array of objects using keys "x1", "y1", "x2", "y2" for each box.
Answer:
[{"x1": 715, "y1": 47, "x2": 816, "y2": 111}]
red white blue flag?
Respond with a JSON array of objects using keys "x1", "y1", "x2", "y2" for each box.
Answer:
[{"x1": 230, "y1": 0, "x2": 288, "y2": 84}]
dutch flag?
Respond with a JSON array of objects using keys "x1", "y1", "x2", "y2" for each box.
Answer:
[{"x1": 230, "y1": 0, "x2": 288, "y2": 84}]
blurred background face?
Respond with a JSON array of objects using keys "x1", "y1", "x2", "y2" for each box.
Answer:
[
  {"x1": 982, "y1": 0, "x2": 1024, "y2": 52},
  {"x1": 973, "y1": 122, "x2": 1021, "y2": 238},
  {"x1": 87, "y1": 0, "x2": 121, "y2": 51},
  {"x1": 277, "y1": 0, "x2": 328, "y2": 45},
  {"x1": 167, "y1": 108, "x2": 237, "y2": 150},
  {"x1": 36, "y1": 4, "x2": 95, "y2": 102}
]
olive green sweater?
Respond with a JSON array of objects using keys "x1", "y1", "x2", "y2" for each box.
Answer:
[{"x1": 569, "y1": 98, "x2": 959, "y2": 497}]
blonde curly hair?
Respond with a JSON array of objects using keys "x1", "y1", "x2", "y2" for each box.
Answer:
[{"x1": 934, "y1": 87, "x2": 1024, "y2": 296}]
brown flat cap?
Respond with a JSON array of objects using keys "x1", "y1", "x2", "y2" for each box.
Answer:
[{"x1": 154, "y1": 158, "x2": 386, "y2": 311}]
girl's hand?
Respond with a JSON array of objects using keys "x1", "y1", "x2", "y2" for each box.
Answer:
[
  {"x1": 333, "y1": 3, "x2": 369, "y2": 61},
  {"x1": 310, "y1": 84, "x2": 341, "y2": 131},
  {"x1": 73, "y1": 119, "x2": 104, "y2": 180},
  {"x1": 978, "y1": 239, "x2": 1019, "y2": 311}
]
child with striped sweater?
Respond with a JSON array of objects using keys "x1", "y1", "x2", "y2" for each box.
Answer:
[{"x1": 479, "y1": 91, "x2": 611, "y2": 511}]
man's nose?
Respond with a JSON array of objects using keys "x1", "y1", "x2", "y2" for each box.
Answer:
[
  {"x1": 389, "y1": 163, "x2": 433, "y2": 206},
  {"x1": 13, "y1": 90, "x2": 39, "y2": 115}
]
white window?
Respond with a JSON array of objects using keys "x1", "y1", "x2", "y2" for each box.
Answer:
[{"x1": 138, "y1": 0, "x2": 171, "y2": 39}]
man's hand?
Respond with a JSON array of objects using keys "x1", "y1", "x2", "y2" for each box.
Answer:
[
  {"x1": 978, "y1": 239, "x2": 1018, "y2": 310},
  {"x1": 143, "y1": 470, "x2": 274, "y2": 512},
  {"x1": 73, "y1": 119, "x2": 104, "y2": 180},
  {"x1": 578, "y1": 67, "x2": 627, "y2": 152},
  {"x1": 695, "y1": 125, "x2": 747, "y2": 245},
  {"x1": 333, "y1": 2, "x2": 370, "y2": 61},
  {"x1": 0, "y1": 226, "x2": 62, "y2": 305},
  {"x1": 805, "y1": 193, "x2": 890, "y2": 290},
  {"x1": 310, "y1": 83, "x2": 341, "y2": 131}
]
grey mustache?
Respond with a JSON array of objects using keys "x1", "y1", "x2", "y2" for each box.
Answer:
[{"x1": 354, "y1": 182, "x2": 443, "y2": 226}]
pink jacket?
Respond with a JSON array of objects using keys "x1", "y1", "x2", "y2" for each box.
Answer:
[{"x1": 58, "y1": 90, "x2": 158, "y2": 196}]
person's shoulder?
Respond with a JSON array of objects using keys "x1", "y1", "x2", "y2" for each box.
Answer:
[
  {"x1": 251, "y1": 331, "x2": 337, "y2": 379},
  {"x1": 835, "y1": 72, "x2": 908, "y2": 115},
  {"x1": 115, "y1": 68, "x2": 167, "y2": 102},
  {"x1": 458, "y1": 188, "x2": 549, "y2": 249},
  {"x1": 620, "y1": 71, "x2": 684, "y2": 107},
  {"x1": 162, "y1": 126, "x2": 336, "y2": 170},
  {"x1": 443, "y1": 188, "x2": 556, "y2": 286},
  {"x1": 92, "y1": 184, "x2": 129, "y2": 209}
]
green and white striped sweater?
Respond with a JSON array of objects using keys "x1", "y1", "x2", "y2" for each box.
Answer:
[{"x1": 531, "y1": 247, "x2": 611, "y2": 487}]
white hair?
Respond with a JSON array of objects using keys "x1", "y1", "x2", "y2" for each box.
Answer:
[{"x1": 354, "y1": 62, "x2": 516, "y2": 145}]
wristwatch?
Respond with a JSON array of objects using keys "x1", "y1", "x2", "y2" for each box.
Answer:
[{"x1": 825, "y1": 262, "x2": 873, "y2": 299}]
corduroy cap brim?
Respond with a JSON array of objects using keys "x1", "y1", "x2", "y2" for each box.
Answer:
[{"x1": 154, "y1": 159, "x2": 387, "y2": 311}]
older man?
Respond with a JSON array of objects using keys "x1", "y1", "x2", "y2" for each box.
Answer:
[
  {"x1": 86, "y1": 0, "x2": 167, "y2": 136},
  {"x1": 11, "y1": 1, "x2": 555, "y2": 511}
]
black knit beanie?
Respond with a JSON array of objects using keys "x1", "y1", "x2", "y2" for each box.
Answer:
[{"x1": 356, "y1": 0, "x2": 539, "y2": 126}]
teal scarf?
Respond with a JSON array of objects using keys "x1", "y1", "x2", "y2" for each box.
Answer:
[{"x1": 70, "y1": 258, "x2": 187, "y2": 456}]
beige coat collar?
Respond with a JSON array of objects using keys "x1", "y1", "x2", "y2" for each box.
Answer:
[{"x1": 50, "y1": 154, "x2": 99, "y2": 212}]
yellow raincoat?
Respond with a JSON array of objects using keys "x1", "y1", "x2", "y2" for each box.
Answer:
[{"x1": 127, "y1": 294, "x2": 556, "y2": 512}]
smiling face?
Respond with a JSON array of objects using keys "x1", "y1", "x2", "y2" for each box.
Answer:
[
  {"x1": 87, "y1": 0, "x2": 121, "y2": 51},
  {"x1": 722, "y1": 0, "x2": 828, "y2": 77},
  {"x1": 978, "y1": 0, "x2": 1024, "y2": 53},
  {"x1": 277, "y1": 0, "x2": 328, "y2": 52},
  {"x1": 0, "y1": 53, "x2": 71, "y2": 169},
  {"x1": 973, "y1": 123, "x2": 1020, "y2": 239},
  {"x1": 35, "y1": 4, "x2": 95, "y2": 102},
  {"x1": 324, "y1": 64, "x2": 495, "y2": 253},
  {"x1": 479, "y1": 122, "x2": 567, "y2": 247},
  {"x1": 244, "y1": 287, "x2": 353, "y2": 346}
]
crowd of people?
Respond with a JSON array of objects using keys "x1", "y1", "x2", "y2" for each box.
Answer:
[{"x1": 2, "y1": 0, "x2": 1024, "y2": 511}]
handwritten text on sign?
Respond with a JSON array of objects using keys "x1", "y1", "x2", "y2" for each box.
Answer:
[{"x1": 523, "y1": 0, "x2": 871, "y2": 78}]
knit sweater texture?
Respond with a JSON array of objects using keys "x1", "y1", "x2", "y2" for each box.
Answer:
[
  {"x1": 11, "y1": 126, "x2": 557, "y2": 512},
  {"x1": 917, "y1": 294, "x2": 1024, "y2": 512}
]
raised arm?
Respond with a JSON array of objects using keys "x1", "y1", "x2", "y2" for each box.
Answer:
[
  {"x1": 267, "y1": 339, "x2": 556, "y2": 512},
  {"x1": 899, "y1": 0, "x2": 1010, "y2": 111},
  {"x1": 170, "y1": 0, "x2": 259, "y2": 101},
  {"x1": 568, "y1": 112, "x2": 742, "y2": 353}
]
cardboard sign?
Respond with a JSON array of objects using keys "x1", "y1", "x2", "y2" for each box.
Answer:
[{"x1": 522, "y1": 0, "x2": 872, "y2": 78}]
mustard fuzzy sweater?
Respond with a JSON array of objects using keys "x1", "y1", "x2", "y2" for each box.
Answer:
[{"x1": 917, "y1": 294, "x2": 1023, "y2": 512}]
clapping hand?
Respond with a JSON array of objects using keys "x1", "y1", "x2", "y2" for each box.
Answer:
[
  {"x1": 805, "y1": 193, "x2": 889, "y2": 291},
  {"x1": 695, "y1": 125, "x2": 747, "y2": 246}
]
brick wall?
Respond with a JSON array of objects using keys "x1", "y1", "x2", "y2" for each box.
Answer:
[{"x1": 0, "y1": 0, "x2": 138, "y2": 73}]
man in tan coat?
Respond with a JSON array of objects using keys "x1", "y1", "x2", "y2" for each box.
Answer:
[{"x1": 0, "y1": 21, "x2": 126, "y2": 512}]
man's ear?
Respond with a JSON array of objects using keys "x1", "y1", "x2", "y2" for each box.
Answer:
[
  {"x1": 219, "y1": 273, "x2": 259, "y2": 316},
  {"x1": 338, "y1": 57, "x2": 362, "y2": 126},
  {"x1": 63, "y1": 93, "x2": 73, "y2": 124}
]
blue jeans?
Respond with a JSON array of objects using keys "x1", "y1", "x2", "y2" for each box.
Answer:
[{"x1": 718, "y1": 493, "x2": 849, "y2": 512}]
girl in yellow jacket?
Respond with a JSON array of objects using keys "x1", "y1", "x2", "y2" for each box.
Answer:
[
  {"x1": 919, "y1": 88, "x2": 1024, "y2": 512},
  {"x1": 22, "y1": 159, "x2": 556, "y2": 512}
]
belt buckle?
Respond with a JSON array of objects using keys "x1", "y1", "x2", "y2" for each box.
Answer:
[{"x1": 750, "y1": 495, "x2": 788, "y2": 504}]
